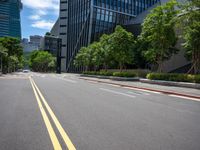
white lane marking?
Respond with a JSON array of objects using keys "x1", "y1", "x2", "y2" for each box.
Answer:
[
  {"x1": 53, "y1": 76, "x2": 77, "y2": 83},
  {"x1": 127, "y1": 91, "x2": 150, "y2": 96},
  {"x1": 169, "y1": 94, "x2": 200, "y2": 102},
  {"x1": 106, "y1": 83, "x2": 121, "y2": 87},
  {"x1": 100, "y1": 88, "x2": 136, "y2": 98},
  {"x1": 123, "y1": 87, "x2": 161, "y2": 94},
  {"x1": 60, "y1": 78, "x2": 77, "y2": 83}
]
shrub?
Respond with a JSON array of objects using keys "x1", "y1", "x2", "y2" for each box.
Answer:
[
  {"x1": 146, "y1": 73, "x2": 200, "y2": 83},
  {"x1": 194, "y1": 75, "x2": 200, "y2": 83},
  {"x1": 83, "y1": 71, "x2": 136, "y2": 77},
  {"x1": 99, "y1": 71, "x2": 113, "y2": 76},
  {"x1": 113, "y1": 72, "x2": 136, "y2": 77}
]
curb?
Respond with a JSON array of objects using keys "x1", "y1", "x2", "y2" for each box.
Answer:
[
  {"x1": 140, "y1": 79, "x2": 200, "y2": 89},
  {"x1": 80, "y1": 74, "x2": 139, "y2": 81},
  {"x1": 79, "y1": 77, "x2": 200, "y2": 100}
]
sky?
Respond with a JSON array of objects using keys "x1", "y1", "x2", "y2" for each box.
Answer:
[{"x1": 21, "y1": 0, "x2": 59, "y2": 39}]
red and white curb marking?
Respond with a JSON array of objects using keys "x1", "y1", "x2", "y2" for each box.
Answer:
[{"x1": 80, "y1": 77, "x2": 200, "y2": 102}]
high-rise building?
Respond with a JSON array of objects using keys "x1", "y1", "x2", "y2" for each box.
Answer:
[
  {"x1": 0, "y1": 0, "x2": 22, "y2": 38},
  {"x1": 30, "y1": 35, "x2": 43, "y2": 47},
  {"x1": 58, "y1": 0, "x2": 160, "y2": 72}
]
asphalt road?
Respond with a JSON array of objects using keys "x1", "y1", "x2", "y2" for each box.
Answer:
[{"x1": 0, "y1": 72, "x2": 200, "y2": 150}]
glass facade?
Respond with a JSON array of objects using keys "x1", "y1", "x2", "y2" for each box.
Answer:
[
  {"x1": 64, "y1": 0, "x2": 160, "y2": 72},
  {"x1": 0, "y1": 0, "x2": 22, "y2": 38}
]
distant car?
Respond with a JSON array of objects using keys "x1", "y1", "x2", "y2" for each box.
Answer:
[
  {"x1": 23, "y1": 69, "x2": 30, "y2": 73},
  {"x1": 17, "y1": 69, "x2": 23, "y2": 72}
]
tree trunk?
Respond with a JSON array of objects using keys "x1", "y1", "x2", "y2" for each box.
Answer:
[
  {"x1": 194, "y1": 50, "x2": 200, "y2": 74},
  {"x1": 157, "y1": 60, "x2": 163, "y2": 73},
  {"x1": 104, "y1": 63, "x2": 108, "y2": 71},
  {"x1": 119, "y1": 62, "x2": 123, "y2": 72}
]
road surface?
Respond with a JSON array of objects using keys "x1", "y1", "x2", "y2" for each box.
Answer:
[{"x1": 0, "y1": 72, "x2": 200, "y2": 150}]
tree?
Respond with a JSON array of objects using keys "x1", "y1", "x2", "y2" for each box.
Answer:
[
  {"x1": 74, "y1": 46, "x2": 95, "y2": 71},
  {"x1": 90, "y1": 42, "x2": 103, "y2": 70},
  {"x1": 140, "y1": 0, "x2": 179, "y2": 72},
  {"x1": 110, "y1": 25, "x2": 135, "y2": 71},
  {"x1": 0, "y1": 37, "x2": 23, "y2": 73},
  {"x1": 179, "y1": 0, "x2": 200, "y2": 74},
  {"x1": 0, "y1": 44, "x2": 8, "y2": 73},
  {"x1": 98, "y1": 34, "x2": 113, "y2": 70},
  {"x1": 29, "y1": 50, "x2": 56, "y2": 72},
  {"x1": 45, "y1": 32, "x2": 51, "y2": 36}
]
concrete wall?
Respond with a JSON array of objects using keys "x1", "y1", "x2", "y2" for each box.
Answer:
[{"x1": 50, "y1": 19, "x2": 59, "y2": 36}]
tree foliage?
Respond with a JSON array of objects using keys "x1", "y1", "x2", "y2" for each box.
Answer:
[
  {"x1": 0, "y1": 37, "x2": 23, "y2": 73},
  {"x1": 74, "y1": 26, "x2": 136, "y2": 71},
  {"x1": 179, "y1": 0, "x2": 200, "y2": 74},
  {"x1": 29, "y1": 50, "x2": 56, "y2": 72},
  {"x1": 110, "y1": 26, "x2": 135, "y2": 71},
  {"x1": 140, "y1": 0, "x2": 179, "y2": 72}
]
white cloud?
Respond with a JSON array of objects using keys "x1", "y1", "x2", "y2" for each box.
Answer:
[
  {"x1": 37, "y1": 10, "x2": 48, "y2": 16},
  {"x1": 31, "y1": 20, "x2": 54, "y2": 30},
  {"x1": 22, "y1": 0, "x2": 59, "y2": 30},
  {"x1": 29, "y1": 15, "x2": 41, "y2": 20},
  {"x1": 21, "y1": 0, "x2": 59, "y2": 10}
]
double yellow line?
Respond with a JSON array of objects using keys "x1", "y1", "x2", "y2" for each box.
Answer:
[{"x1": 29, "y1": 77, "x2": 76, "y2": 150}]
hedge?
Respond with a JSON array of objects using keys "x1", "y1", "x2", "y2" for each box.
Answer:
[
  {"x1": 113, "y1": 72, "x2": 136, "y2": 77},
  {"x1": 83, "y1": 71, "x2": 137, "y2": 77},
  {"x1": 146, "y1": 73, "x2": 200, "y2": 83}
]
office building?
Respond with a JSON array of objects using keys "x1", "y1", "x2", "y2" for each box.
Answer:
[
  {"x1": 0, "y1": 0, "x2": 22, "y2": 38},
  {"x1": 30, "y1": 35, "x2": 43, "y2": 47},
  {"x1": 58, "y1": 0, "x2": 160, "y2": 72},
  {"x1": 40, "y1": 35, "x2": 62, "y2": 73},
  {"x1": 21, "y1": 38, "x2": 39, "y2": 52},
  {"x1": 40, "y1": 35, "x2": 61, "y2": 56},
  {"x1": 21, "y1": 35, "x2": 43, "y2": 53}
]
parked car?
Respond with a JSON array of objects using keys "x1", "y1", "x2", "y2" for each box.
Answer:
[{"x1": 23, "y1": 69, "x2": 30, "y2": 73}]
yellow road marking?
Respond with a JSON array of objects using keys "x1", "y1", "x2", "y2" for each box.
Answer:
[
  {"x1": 29, "y1": 77, "x2": 62, "y2": 150},
  {"x1": 30, "y1": 77, "x2": 76, "y2": 150}
]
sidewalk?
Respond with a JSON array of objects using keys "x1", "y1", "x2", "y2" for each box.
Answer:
[{"x1": 78, "y1": 76, "x2": 200, "y2": 99}]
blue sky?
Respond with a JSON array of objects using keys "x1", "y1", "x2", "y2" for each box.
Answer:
[{"x1": 21, "y1": 0, "x2": 59, "y2": 39}]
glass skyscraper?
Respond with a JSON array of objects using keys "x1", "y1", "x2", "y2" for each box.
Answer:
[
  {"x1": 59, "y1": 0, "x2": 160, "y2": 72},
  {"x1": 0, "y1": 0, "x2": 22, "y2": 38}
]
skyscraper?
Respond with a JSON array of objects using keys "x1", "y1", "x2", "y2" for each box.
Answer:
[
  {"x1": 0, "y1": 0, "x2": 22, "y2": 38},
  {"x1": 59, "y1": 0, "x2": 160, "y2": 72}
]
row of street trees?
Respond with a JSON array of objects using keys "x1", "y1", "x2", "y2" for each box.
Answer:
[
  {"x1": 0, "y1": 37, "x2": 23, "y2": 74},
  {"x1": 74, "y1": 0, "x2": 200, "y2": 74},
  {"x1": 74, "y1": 26, "x2": 136, "y2": 71}
]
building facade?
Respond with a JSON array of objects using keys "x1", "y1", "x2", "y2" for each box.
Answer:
[
  {"x1": 30, "y1": 35, "x2": 43, "y2": 48},
  {"x1": 21, "y1": 38, "x2": 39, "y2": 53},
  {"x1": 0, "y1": 0, "x2": 22, "y2": 38},
  {"x1": 58, "y1": 0, "x2": 160, "y2": 72},
  {"x1": 40, "y1": 35, "x2": 62, "y2": 73},
  {"x1": 40, "y1": 35, "x2": 62, "y2": 56}
]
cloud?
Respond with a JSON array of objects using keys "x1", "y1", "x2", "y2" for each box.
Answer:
[
  {"x1": 22, "y1": 0, "x2": 59, "y2": 30},
  {"x1": 21, "y1": 0, "x2": 59, "y2": 10},
  {"x1": 31, "y1": 20, "x2": 54, "y2": 30},
  {"x1": 37, "y1": 10, "x2": 48, "y2": 16},
  {"x1": 29, "y1": 15, "x2": 41, "y2": 20}
]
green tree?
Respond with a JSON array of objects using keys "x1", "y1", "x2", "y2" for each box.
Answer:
[
  {"x1": 140, "y1": 0, "x2": 179, "y2": 72},
  {"x1": 0, "y1": 37, "x2": 23, "y2": 73},
  {"x1": 179, "y1": 0, "x2": 200, "y2": 74},
  {"x1": 74, "y1": 46, "x2": 95, "y2": 71},
  {"x1": 29, "y1": 50, "x2": 56, "y2": 72},
  {"x1": 0, "y1": 44, "x2": 8, "y2": 73},
  {"x1": 99, "y1": 34, "x2": 113, "y2": 70},
  {"x1": 90, "y1": 42, "x2": 103, "y2": 70},
  {"x1": 110, "y1": 25, "x2": 135, "y2": 71}
]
